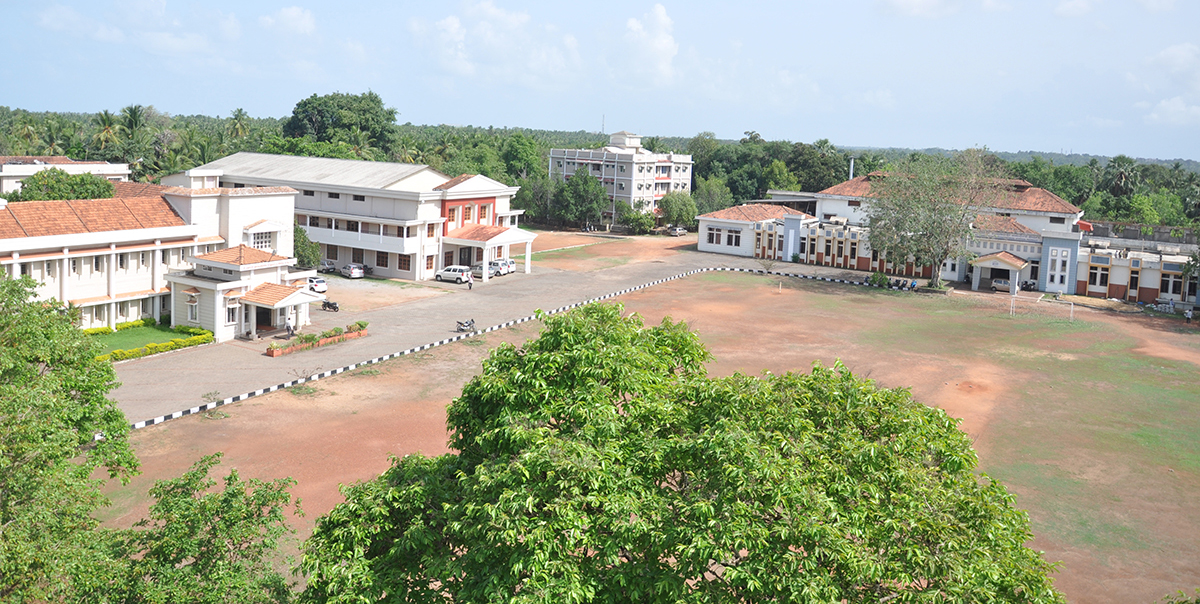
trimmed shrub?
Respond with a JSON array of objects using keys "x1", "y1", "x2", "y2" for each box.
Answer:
[
  {"x1": 95, "y1": 330, "x2": 214, "y2": 362},
  {"x1": 115, "y1": 318, "x2": 157, "y2": 331},
  {"x1": 868, "y1": 272, "x2": 890, "y2": 287},
  {"x1": 346, "y1": 320, "x2": 369, "y2": 332},
  {"x1": 159, "y1": 314, "x2": 171, "y2": 326},
  {"x1": 298, "y1": 333, "x2": 319, "y2": 344},
  {"x1": 83, "y1": 326, "x2": 114, "y2": 336},
  {"x1": 792, "y1": 253, "x2": 801, "y2": 263},
  {"x1": 173, "y1": 326, "x2": 210, "y2": 337}
]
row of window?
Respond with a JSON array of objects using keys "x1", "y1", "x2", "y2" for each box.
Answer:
[
  {"x1": 556, "y1": 160, "x2": 690, "y2": 175},
  {"x1": 304, "y1": 215, "x2": 439, "y2": 239},
  {"x1": 298, "y1": 190, "x2": 366, "y2": 202},
  {"x1": 706, "y1": 227, "x2": 742, "y2": 247},
  {"x1": 14, "y1": 249, "x2": 191, "y2": 279},
  {"x1": 977, "y1": 240, "x2": 1041, "y2": 254}
]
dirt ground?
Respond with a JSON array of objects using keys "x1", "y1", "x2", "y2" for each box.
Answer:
[
  {"x1": 102, "y1": 235, "x2": 1200, "y2": 603},
  {"x1": 316, "y1": 273, "x2": 445, "y2": 313},
  {"x1": 530, "y1": 231, "x2": 698, "y2": 272}
]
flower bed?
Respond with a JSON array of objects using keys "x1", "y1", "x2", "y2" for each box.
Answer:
[{"x1": 266, "y1": 321, "x2": 369, "y2": 357}]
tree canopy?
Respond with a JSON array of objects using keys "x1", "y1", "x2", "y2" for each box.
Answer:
[
  {"x1": 4, "y1": 167, "x2": 114, "y2": 202},
  {"x1": 865, "y1": 150, "x2": 1009, "y2": 288},
  {"x1": 658, "y1": 191, "x2": 698, "y2": 226},
  {"x1": 555, "y1": 172, "x2": 607, "y2": 227},
  {"x1": 282, "y1": 91, "x2": 398, "y2": 151},
  {"x1": 302, "y1": 303, "x2": 1062, "y2": 603}
]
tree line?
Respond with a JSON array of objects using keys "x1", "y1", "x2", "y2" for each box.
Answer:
[{"x1": 3, "y1": 93, "x2": 1199, "y2": 228}]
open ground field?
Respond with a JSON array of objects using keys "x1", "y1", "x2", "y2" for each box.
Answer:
[{"x1": 101, "y1": 234, "x2": 1200, "y2": 603}]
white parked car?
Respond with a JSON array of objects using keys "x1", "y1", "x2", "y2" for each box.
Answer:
[
  {"x1": 306, "y1": 276, "x2": 328, "y2": 293},
  {"x1": 340, "y1": 263, "x2": 365, "y2": 279},
  {"x1": 471, "y1": 263, "x2": 498, "y2": 279},
  {"x1": 488, "y1": 259, "x2": 513, "y2": 276},
  {"x1": 435, "y1": 265, "x2": 471, "y2": 283},
  {"x1": 667, "y1": 226, "x2": 688, "y2": 237},
  {"x1": 991, "y1": 278, "x2": 1011, "y2": 292}
]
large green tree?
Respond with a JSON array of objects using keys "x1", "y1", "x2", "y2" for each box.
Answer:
[
  {"x1": 657, "y1": 190, "x2": 698, "y2": 226},
  {"x1": 0, "y1": 276, "x2": 137, "y2": 601},
  {"x1": 294, "y1": 223, "x2": 321, "y2": 269},
  {"x1": 302, "y1": 303, "x2": 1062, "y2": 603},
  {"x1": 5, "y1": 167, "x2": 114, "y2": 202},
  {"x1": 555, "y1": 172, "x2": 607, "y2": 226},
  {"x1": 282, "y1": 92, "x2": 397, "y2": 153},
  {"x1": 692, "y1": 174, "x2": 735, "y2": 215},
  {"x1": 864, "y1": 149, "x2": 1009, "y2": 288}
]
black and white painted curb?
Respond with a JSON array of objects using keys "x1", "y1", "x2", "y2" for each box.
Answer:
[{"x1": 129, "y1": 266, "x2": 913, "y2": 430}]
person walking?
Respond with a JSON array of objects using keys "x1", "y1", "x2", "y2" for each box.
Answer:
[
  {"x1": 467, "y1": 270, "x2": 474, "y2": 290},
  {"x1": 1187, "y1": 308, "x2": 1193, "y2": 325},
  {"x1": 285, "y1": 314, "x2": 295, "y2": 339}
]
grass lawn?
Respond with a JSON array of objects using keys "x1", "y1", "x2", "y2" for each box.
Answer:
[{"x1": 92, "y1": 324, "x2": 182, "y2": 353}]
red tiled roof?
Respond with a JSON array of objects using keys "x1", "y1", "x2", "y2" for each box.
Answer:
[
  {"x1": 241, "y1": 282, "x2": 301, "y2": 306},
  {"x1": 972, "y1": 250, "x2": 1029, "y2": 269},
  {"x1": 0, "y1": 155, "x2": 108, "y2": 165},
  {"x1": 819, "y1": 172, "x2": 1080, "y2": 215},
  {"x1": 112, "y1": 181, "x2": 169, "y2": 198},
  {"x1": 698, "y1": 203, "x2": 796, "y2": 222},
  {"x1": 195, "y1": 244, "x2": 288, "y2": 265},
  {"x1": 446, "y1": 224, "x2": 511, "y2": 242},
  {"x1": 973, "y1": 214, "x2": 1038, "y2": 235},
  {"x1": 434, "y1": 174, "x2": 476, "y2": 191},
  {"x1": 0, "y1": 196, "x2": 186, "y2": 240}
]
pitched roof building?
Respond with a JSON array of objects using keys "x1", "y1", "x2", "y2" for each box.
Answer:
[{"x1": 0, "y1": 156, "x2": 131, "y2": 194}]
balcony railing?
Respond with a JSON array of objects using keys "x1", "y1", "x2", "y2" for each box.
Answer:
[{"x1": 302, "y1": 225, "x2": 424, "y2": 255}]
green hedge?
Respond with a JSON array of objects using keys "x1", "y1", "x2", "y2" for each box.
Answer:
[
  {"x1": 346, "y1": 320, "x2": 369, "y2": 333},
  {"x1": 83, "y1": 326, "x2": 114, "y2": 336},
  {"x1": 115, "y1": 317, "x2": 157, "y2": 331},
  {"x1": 96, "y1": 328, "x2": 214, "y2": 362}
]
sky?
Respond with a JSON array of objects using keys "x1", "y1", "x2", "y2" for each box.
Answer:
[{"x1": 4, "y1": 0, "x2": 1200, "y2": 161}]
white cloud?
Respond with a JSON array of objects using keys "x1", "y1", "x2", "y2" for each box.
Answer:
[
  {"x1": 1055, "y1": 0, "x2": 1099, "y2": 17},
  {"x1": 38, "y1": 4, "x2": 125, "y2": 43},
  {"x1": 1145, "y1": 96, "x2": 1200, "y2": 125},
  {"x1": 259, "y1": 7, "x2": 316, "y2": 35},
  {"x1": 143, "y1": 31, "x2": 209, "y2": 56},
  {"x1": 219, "y1": 13, "x2": 241, "y2": 40},
  {"x1": 409, "y1": 2, "x2": 582, "y2": 89},
  {"x1": 1135, "y1": 0, "x2": 1175, "y2": 11},
  {"x1": 623, "y1": 4, "x2": 679, "y2": 83},
  {"x1": 881, "y1": 0, "x2": 960, "y2": 16},
  {"x1": 1153, "y1": 42, "x2": 1200, "y2": 75}
]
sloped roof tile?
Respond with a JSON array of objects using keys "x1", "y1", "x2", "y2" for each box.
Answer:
[
  {"x1": 819, "y1": 172, "x2": 1080, "y2": 215},
  {"x1": 0, "y1": 196, "x2": 185, "y2": 240},
  {"x1": 698, "y1": 203, "x2": 799, "y2": 222},
  {"x1": 973, "y1": 214, "x2": 1039, "y2": 235},
  {"x1": 446, "y1": 224, "x2": 511, "y2": 242},
  {"x1": 434, "y1": 174, "x2": 477, "y2": 191},
  {"x1": 195, "y1": 244, "x2": 288, "y2": 265},
  {"x1": 241, "y1": 282, "x2": 301, "y2": 306}
]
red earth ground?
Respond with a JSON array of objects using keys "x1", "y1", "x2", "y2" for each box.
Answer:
[{"x1": 102, "y1": 232, "x2": 1200, "y2": 602}]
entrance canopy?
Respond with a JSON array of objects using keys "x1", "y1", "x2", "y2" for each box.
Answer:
[
  {"x1": 970, "y1": 251, "x2": 1029, "y2": 272},
  {"x1": 443, "y1": 224, "x2": 537, "y2": 280},
  {"x1": 241, "y1": 282, "x2": 324, "y2": 309}
]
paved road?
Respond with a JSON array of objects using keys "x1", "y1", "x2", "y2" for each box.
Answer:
[{"x1": 113, "y1": 246, "x2": 788, "y2": 424}]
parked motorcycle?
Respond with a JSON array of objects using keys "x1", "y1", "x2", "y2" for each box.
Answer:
[
  {"x1": 364, "y1": 265, "x2": 375, "y2": 275},
  {"x1": 1020, "y1": 280, "x2": 1037, "y2": 291},
  {"x1": 322, "y1": 300, "x2": 340, "y2": 312},
  {"x1": 456, "y1": 319, "x2": 475, "y2": 332}
]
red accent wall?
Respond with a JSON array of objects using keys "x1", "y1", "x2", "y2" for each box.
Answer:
[
  {"x1": 441, "y1": 196, "x2": 497, "y2": 235},
  {"x1": 1138, "y1": 287, "x2": 1159, "y2": 304},
  {"x1": 816, "y1": 253, "x2": 824, "y2": 264},
  {"x1": 1108, "y1": 284, "x2": 1127, "y2": 300},
  {"x1": 856, "y1": 257, "x2": 871, "y2": 271},
  {"x1": 1076, "y1": 280, "x2": 1088, "y2": 296}
]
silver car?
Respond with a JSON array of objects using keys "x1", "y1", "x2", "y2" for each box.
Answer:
[
  {"x1": 340, "y1": 263, "x2": 365, "y2": 278},
  {"x1": 488, "y1": 259, "x2": 513, "y2": 276}
]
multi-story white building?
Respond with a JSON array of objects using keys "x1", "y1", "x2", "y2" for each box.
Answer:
[
  {"x1": 1, "y1": 155, "x2": 131, "y2": 194},
  {"x1": 0, "y1": 177, "x2": 319, "y2": 341},
  {"x1": 549, "y1": 131, "x2": 693, "y2": 215},
  {"x1": 194, "y1": 153, "x2": 535, "y2": 283}
]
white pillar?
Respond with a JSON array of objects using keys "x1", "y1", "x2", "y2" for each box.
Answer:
[
  {"x1": 971, "y1": 267, "x2": 981, "y2": 291},
  {"x1": 481, "y1": 247, "x2": 490, "y2": 283},
  {"x1": 59, "y1": 250, "x2": 69, "y2": 304},
  {"x1": 249, "y1": 304, "x2": 257, "y2": 339},
  {"x1": 524, "y1": 241, "x2": 532, "y2": 274},
  {"x1": 1011, "y1": 269, "x2": 1019, "y2": 299}
]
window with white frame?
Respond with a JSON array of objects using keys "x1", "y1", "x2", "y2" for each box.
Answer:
[
  {"x1": 186, "y1": 297, "x2": 198, "y2": 322},
  {"x1": 93, "y1": 256, "x2": 103, "y2": 272},
  {"x1": 226, "y1": 306, "x2": 238, "y2": 324}
]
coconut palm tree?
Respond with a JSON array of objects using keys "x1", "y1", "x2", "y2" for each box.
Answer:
[
  {"x1": 93, "y1": 110, "x2": 119, "y2": 150},
  {"x1": 228, "y1": 108, "x2": 250, "y2": 139},
  {"x1": 1102, "y1": 155, "x2": 1141, "y2": 198},
  {"x1": 118, "y1": 105, "x2": 148, "y2": 141}
]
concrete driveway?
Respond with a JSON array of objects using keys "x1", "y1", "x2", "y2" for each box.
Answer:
[{"x1": 112, "y1": 243, "x2": 773, "y2": 424}]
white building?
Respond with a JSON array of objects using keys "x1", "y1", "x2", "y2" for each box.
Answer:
[
  {"x1": 549, "y1": 131, "x2": 693, "y2": 215},
  {"x1": 0, "y1": 177, "x2": 319, "y2": 341},
  {"x1": 192, "y1": 153, "x2": 536, "y2": 283},
  {"x1": 762, "y1": 174, "x2": 1086, "y2": 293},
  {"x1": 1, "y1": 155, "x2": 130, "y2": 194},
  {"x1": 697, "y1": 204, "x2": 813, "y2": 259}
]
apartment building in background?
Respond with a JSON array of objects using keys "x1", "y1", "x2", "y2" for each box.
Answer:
[
  {"x1": 549, "y1": 131, "x2": 693, "y2": 216},
  {"x1": 1, "y1": 155, "x2": 131, "y2": 194}
]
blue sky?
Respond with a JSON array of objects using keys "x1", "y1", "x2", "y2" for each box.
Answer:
[{"x1": 4, "y1": 0, "x2": 1199, "y2": 161}]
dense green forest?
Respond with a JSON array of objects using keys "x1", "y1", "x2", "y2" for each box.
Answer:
[{"x1": 2, "y1": 92, "x2": 1198, "y2": 226}]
